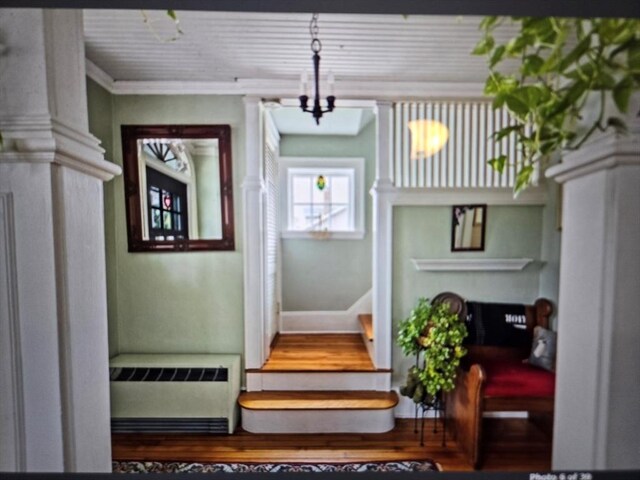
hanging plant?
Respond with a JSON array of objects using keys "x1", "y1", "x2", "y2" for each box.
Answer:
[
  {"x1": 473, "y1": 17, "x2": 640, "y2": 192},
  {"x1": 397, "y1": 298, "x2": 468, "y2": 403}
]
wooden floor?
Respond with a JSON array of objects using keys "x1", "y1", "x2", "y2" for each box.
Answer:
[
  {"x1": 111, "y1": 418, "x2": 551, "y2": 471},
  {"x1": 259, "y1": 334, "x2": 377, "y2": 372}
]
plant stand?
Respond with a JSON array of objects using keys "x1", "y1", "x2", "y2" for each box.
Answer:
[
  {"x1": 413, "y1": 393, "x2": 446, "y2": 447},
  {"x1": 412, "y1": 352, "x2": 447, "y2": 447}
]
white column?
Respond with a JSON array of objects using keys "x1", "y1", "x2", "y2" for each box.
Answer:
[
  {"x1": 546, "y1": 114, "x2": 640, "y2": 469},
  {"x1": 242, "y1": 96, "x2": 266, "y2": 372},
  {"x1": 371, "y1": 101, "x2": 394, "y2": 369},
  {"x1": 0, "y1": 9, "x2": 120, "y2": 472}
]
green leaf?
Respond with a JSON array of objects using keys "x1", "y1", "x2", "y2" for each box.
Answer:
[
  {"x1": 613, "y1": 76, "x2": 634, "y2": 113},
  {"x1": 479, "y1": 16, "x2": 499, "y2": 31},
  {"x1": 540, "y1": 49, "x2": 562, "y2": 73},
  {"x1": 558, "y1": 35, "x2": 591, "y2": 73},
  {"x1": 491, "y1": 125, "x2": 520, "y2": 142},
  {"x1": 514, "y1": 165, "x2": 535, "y2": 193},
  {"x1": 472, "y1": 35, "x2": 495, "y2": 55},
  {"x1": 593, "y1": 70, "x2": 617, "y2": 90},
  {"x1": 490, "y1": 45, "x2": 506, "y2": 68},
  {"x1": 166, "y1": 9, "x2": 178, "y2": 21},
  {"x1": 505, "y1": 94, "x2": 531, "y2": 117},
  {"x1": 565, "y1": 62, "x2": 596, "y2": 81},
  {"x1": 488, "y1": 155, "x2": 507, "y2": 173},
  {"x1": 505, "y1": 35, "x2": 531, "y2": 56},
  {"x1": 628, "y1": 38, "x2": 640, "y2": 71},
  {"x1": 521, "y1": 54, "x2": 544, "y2": 76},
  {"x1": 564, "y1": 79, "x2": 589, "y2": 105}
]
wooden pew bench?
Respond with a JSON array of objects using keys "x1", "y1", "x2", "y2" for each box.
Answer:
[{"x1": 434, "y1": 292, "x2": 555, "y2": 469}]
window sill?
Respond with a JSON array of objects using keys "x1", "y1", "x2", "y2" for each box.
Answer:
[{"x1": 281, "y1": 230, "x2": 366, "y2": 240}]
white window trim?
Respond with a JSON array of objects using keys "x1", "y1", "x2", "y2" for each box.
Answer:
[{"x1": 279, "y1": 157, "x2": 365, "y2": 240}]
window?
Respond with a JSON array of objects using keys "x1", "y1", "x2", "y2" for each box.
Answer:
[
  {"x1": 146, "y1": 167, "x2": 188, "y2": 241},
  {"x1": 280, "y1": 157, "x2": 365, "y2": 239}
]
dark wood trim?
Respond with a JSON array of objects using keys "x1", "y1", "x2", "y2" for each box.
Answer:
[{"x1": 121, "y1": 124, "x2": 235, "y2": 252}]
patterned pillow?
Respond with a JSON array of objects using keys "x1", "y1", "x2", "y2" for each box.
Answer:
[{"x1": 528, "y1": 326, "x2": 557, "y2": 372}]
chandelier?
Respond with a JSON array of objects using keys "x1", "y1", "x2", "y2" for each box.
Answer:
[{"x1": 299, "y1": 13, "x2": 335, "y2": 125}]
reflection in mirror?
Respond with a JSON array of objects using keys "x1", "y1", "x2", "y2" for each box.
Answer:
[
  {"x1": 122, "y1": 125, "x2": 234, "y2": 252},
  {"x1": 451, "y1": 204, "x2": 486, "y2": 251}
]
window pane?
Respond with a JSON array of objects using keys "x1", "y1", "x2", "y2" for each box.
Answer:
[
  {"x1": 174, "y1": 194, "x2": 181, "y2": 213},
  {"x1": 163, "y1": 211, "x2": 172, "y2": 230},
  {"x1": 149, "y1": 187, "x2": 160, "y2": 207},
  {"x1": 331, "y1": 176, "x2": 350, "y2": 204},
  {"x1": 174, "y1": 213, "x2": 182, "y2": 231},
  {"x1": 151, "y1": 208, "x2": 161, "y2": 228},
  {"x1": 292, "y1": 175, "x2": 311, "y2": 204},
  {"x1": 312, "y1": 180, "x2": 329, "y2": 204},
  {"x1": 162, "y1": 191, "x2": 172, "y2": 209},
  {"x1": 328, "y1": 204, "x2": 350, "y2": 230},
  {"x1": 291, "y1": 205, "x2": 310, "y2": 230}
]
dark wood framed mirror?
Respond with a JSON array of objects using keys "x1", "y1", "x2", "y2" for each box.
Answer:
[
  {"x1": 451, "y1": 204, "x2": 486, "y2": 252},
  {"x1": 121, "y1": 124, "x2": 234, "y2": 252}
]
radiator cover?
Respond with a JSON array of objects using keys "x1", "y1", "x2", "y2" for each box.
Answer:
[{"x1": 109, "y1": 354, "x2": 241, "y2": 434}]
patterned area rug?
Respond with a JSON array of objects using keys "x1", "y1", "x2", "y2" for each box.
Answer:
[{"x1": 112, "y1": 460, "x2": 441, "y2": 473}]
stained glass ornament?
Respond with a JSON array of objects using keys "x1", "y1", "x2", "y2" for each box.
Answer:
[{"x1": 316, "y1": 175, "x2": 326, "y2": 191}]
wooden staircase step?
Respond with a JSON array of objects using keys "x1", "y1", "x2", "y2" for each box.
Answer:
[
  {"x1": 238, "y1": 391, "x2": 398, "y2": 411},
  {"x1": 358, "y1": 314, "x2": 374, "y2": 342},
  {"x1": 262, "y1": 334, "x2": 375, "y2": 372}
]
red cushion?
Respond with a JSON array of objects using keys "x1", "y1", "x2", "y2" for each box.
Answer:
[{"x1": 483, "y1": 360, "x2": 555, "y2": 397}]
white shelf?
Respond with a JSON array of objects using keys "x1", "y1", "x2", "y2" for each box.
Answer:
[{"x1": 411, "y1": 258, "x2": 534, "y2": 272}]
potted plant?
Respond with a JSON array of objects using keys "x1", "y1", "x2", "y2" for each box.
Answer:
[
  {"x1": 473, "y1": 17, "x2": 640, "y2": 193},
  {"x1": 397, "y1": 297, "x2": 468, "y2": 405}
]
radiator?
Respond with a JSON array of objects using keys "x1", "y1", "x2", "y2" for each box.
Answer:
[{"x1": 109, "y1": 353, "x2": 241, "y2": 434}]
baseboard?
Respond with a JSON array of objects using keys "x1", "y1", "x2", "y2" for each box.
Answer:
[{"x1": 393, "y1": 386, "x2": 528, "y2": 419}]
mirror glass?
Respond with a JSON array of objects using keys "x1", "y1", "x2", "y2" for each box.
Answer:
[
  {"x1": 451, "y1": 204, "x2": 486, "y2": 251},
  {"x1": 121, "y1": 125, "x2": 234, "y2": 252}
]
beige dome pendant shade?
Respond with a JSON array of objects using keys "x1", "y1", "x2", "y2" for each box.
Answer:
[{"x1": 407, "y1": 119, "x2": 449, "y2": 160}]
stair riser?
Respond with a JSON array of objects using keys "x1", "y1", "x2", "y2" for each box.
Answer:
[
  {"x1": 241, "y1": 408, "x2": 395, "y2": 434},
  {"x1": 246, "y1": 372, "x2": 391, "y2": 392}
]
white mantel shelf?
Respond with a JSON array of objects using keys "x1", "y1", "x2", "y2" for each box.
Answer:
[{"x1": 411, "y1": 258, "x2": 534, "y2": 272}]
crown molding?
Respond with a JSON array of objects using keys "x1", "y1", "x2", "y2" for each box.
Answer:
[
  {"x1": 85, "y1": 58, "x2": 115, "y2": 92},
  {"x1": 546, "y1": 129, "x2": 640, "y2": 184},
  {"x1": 83, "y1": 60, "x2": 486, "y2": 100}
]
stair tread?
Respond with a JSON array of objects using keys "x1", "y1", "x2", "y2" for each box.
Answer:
[
  {"x1": 262, "y1": 334, "x2": 375, "y2": 372},
  {"x1": 358, "y1": 314, "x2": 374, "y2": 342},
  {"x1": 239, "y1": 391, "x2": 399, "y2": 410}
]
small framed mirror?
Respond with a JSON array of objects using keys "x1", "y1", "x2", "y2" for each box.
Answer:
[
  {"x1": 121, "y1": 125, "x2": 234, "y2": 252},
  {"x1": 451, "y1": 204, "x2": 486, "y2": 251}
]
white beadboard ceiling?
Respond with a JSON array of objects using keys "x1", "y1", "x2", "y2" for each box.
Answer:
[
  {"x1": 83, "y1": 10, "x2": 522, "y2": 135},
  {"x1": 83, "y1": 10, "x2": 520, "y2": 90}
]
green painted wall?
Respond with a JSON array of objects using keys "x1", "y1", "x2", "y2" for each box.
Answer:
[
  {"x1": 279, "y1": 119, "x2": 375, "y2": 311},
  {"x1": 87, "y1": 83, "x2": 245, "y2": 356},
  {"x1": 87, "y1": 79, "x2": 118, "y2": 357},
  {"x1": 538, "y1": 180, "x2": 562, "y2": 328},
  {"x1": 391, "y1": 205, "x2": 544, "y2": 384}
]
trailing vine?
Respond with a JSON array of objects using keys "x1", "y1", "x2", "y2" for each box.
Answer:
[{"x1": 474, "y1": 17, "x2": 640, "y2": 192}]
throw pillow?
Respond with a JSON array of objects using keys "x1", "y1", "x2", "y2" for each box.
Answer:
[{"x1": 527, "y1": 326, "x2": 557, "y2": 372}]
